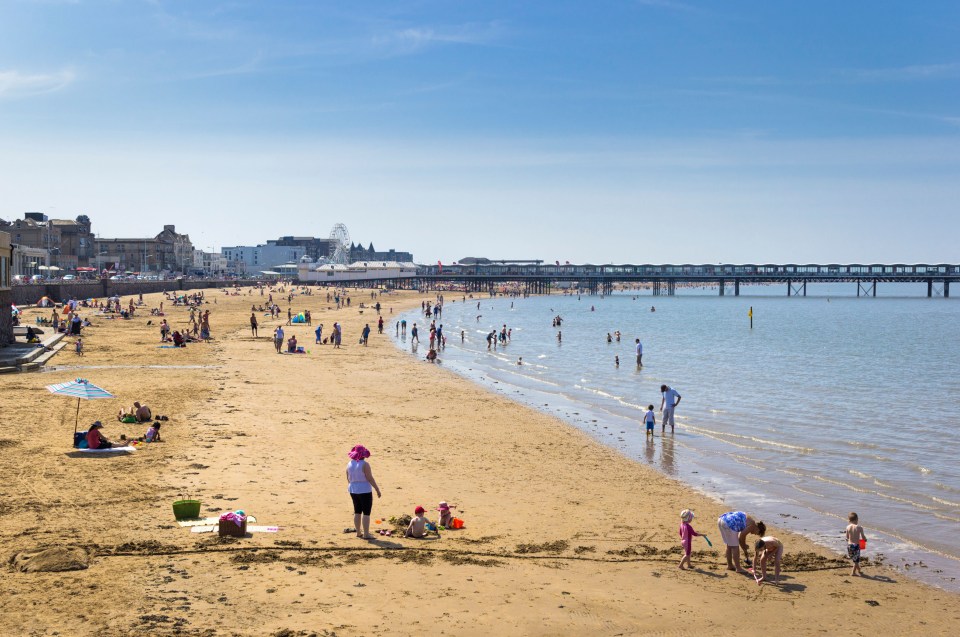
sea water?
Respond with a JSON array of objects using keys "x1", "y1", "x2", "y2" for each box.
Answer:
[{"x1": 393, "y1": 284, "x2": 959, "y2": 591}]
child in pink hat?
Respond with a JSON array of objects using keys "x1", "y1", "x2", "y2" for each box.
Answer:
[{"x1": 437, "y1": 501, "x2": 454, "y2": 528}]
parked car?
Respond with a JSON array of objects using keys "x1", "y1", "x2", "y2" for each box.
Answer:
[{"x1": 62, "y1": 274, "x2": 76, "y2": 280}]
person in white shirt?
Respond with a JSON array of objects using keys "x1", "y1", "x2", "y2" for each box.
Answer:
[
  {"x1": 635, "y1": 339, "x2": 643, "y2": 367},
  {"x1": 660, "y1": 384, "x2": 681, "y2": 432}
]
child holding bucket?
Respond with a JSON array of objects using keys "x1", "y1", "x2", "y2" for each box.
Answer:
[
  {"x1": 845, "y1": 512, "x2": 867, "y2": 576},
  {"x1": 678, "y1": 509, "x2": 702, "y2": 570}
]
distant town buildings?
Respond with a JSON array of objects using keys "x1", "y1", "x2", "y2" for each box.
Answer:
[
  {"x1": 0, "y1": 212, "x2": 414, "y2": 277},
  {"x1": 350, "y1": 242, "x2": 414, "y2": 263}
]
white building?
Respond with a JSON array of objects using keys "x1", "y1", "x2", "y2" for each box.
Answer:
[
  {"x1": 222, "y1": 244, "x2": 306, "y2": 275},
  {"x1": 192, "y1": 249, "x2": 229, "y2": 276}
]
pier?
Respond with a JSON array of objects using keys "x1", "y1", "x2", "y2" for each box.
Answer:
[{"x1": 402, "y1": 263, "x2": 959, "y2": 297}]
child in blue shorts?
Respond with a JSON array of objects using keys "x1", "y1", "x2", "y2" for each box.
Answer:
[{"x1": 644, "y1": 405, "x2": 656, "y2": 436}]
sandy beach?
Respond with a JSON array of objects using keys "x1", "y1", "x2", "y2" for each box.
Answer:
[{"x1": 1, "y1": 287, "x2": 957, "y2": 636}]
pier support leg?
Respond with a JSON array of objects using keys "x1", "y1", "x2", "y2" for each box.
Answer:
[
  {"x1": 873, "y1": 280, "x2": 877, "y2": 297},
  {"x1": 667, "y1": 281, "x2": 676, "y2": 296},
  {"x1": 803, "y1": 281, "x2": 807, "y2": 297},
  {"x1": 945, "y1": 281, "x2": 950, "y2": 298},
  {"x1": 735, "y1": 280, "x2": 740, "y2": 296},
  {"x1": 787, "y1": 281, "x2": 791, "y2": 297},
  {"x1": 928, "y1": 280, "x2": 933, "y2": 298},
  {"x1": 719, "y1": 280, "x2": 725, "y2": 296}
]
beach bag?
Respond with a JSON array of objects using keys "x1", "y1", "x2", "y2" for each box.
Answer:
[{"x1": 73, "y1": 431, "x2": 89, "y2": 449}]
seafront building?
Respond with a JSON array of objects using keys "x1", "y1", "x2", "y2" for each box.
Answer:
[
  {"x1": 10, "y1": 245, "x2": 49, "y2": 278},
  {"x1": 0, "y1": 231, "x2": 13, "y2": 345},
  {"x1": 95, "y1": 225, "x2": 194, "y2": 274},
  {"x1": 0, "y1": 213, "x2": 96, "y2": 271}
]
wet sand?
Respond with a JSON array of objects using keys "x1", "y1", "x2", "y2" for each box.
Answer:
[{"x1": 0, "y1": 287, "x2": 957, "y2": 636}]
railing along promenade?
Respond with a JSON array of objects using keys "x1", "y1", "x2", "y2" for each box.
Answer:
[{"x1": 408, "y1": 263, "x2": 960, "y2": 297}]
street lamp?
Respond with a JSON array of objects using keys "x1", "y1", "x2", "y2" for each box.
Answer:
[{"x1": 96, "y1": 250, "x2": 108, "y2": 276}]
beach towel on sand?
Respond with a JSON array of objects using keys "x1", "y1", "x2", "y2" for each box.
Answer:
[{"x1": 78, "y1": 446, "x2": 137, "y2": 454}]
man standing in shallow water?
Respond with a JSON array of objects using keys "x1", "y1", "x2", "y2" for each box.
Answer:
[
  {"x1": 635, "y1": 338, "x2": 643, "y2": 367},
  {"x1": 660, "y1": 384, "x2": 681, "y2": 432}
]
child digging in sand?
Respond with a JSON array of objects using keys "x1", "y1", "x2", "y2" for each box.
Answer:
[
  {"x1": 405, "y1": 506, "x2": 432, "y2": 538},
  {"x1": 845, "y1": 512, "x2": 867, "y2": 576},
  {"x1": 754, "y1": 536, "x2": 784, "y2": 584},
  {"x1": 678, "y1": 509, "x2": 701, "y2": 569}
]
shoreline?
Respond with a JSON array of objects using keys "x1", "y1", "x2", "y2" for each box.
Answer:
[
  {"x1": 389, "y1": 294, "x2": 960, "y2": 593},
  {"x1": 1, "y1": 288, "x2": 958, "y2": 635}
]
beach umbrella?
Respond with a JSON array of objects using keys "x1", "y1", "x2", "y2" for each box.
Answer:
[{"x1": 46, "y1": 378, "x2": 116, "y2": 434}]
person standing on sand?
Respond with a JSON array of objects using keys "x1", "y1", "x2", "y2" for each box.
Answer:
[
  {"x1": 274, "y1": 326, "x2": 284, "y2": 354},
  {"x1": 315, "y1": 323, "x2": 323, "y2": 344},
  {"x1": 660, "y1": 384, "x2": 680, "y2": 431},
  {"x1": 717, "y1": 511, "x2": 765, "y2": 572},
  {"x1": 250, "y1": 313, "x2": 258, "y2": 337},
  {"x1": 346, "y1": 445, "x2": 381, "y2": 539}
]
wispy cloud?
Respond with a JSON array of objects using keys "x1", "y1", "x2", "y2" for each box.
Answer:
[
  {"x1": 372, "y1": 22, "x2": 506, "y2": 56},
  {"x1": 841, "y1": 62, "x2": 960, "y2": 82},
  {"x1": 0, "y1": 69, "x2": 75, "y2": 98}
]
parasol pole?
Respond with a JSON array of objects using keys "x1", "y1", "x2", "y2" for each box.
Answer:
[{"x1": 75, "y1": 397, "x2": 81, "y2": 434}]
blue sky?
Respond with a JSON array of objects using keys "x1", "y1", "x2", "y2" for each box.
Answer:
[{"x1": 1, "y1": 0, "x2": 958, "y2": 263}]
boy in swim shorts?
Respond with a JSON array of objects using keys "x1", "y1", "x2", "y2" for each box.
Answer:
[
  {"x1": 644, "y1": 405, "x2": 656, "y2": 436},
  {"x1": 845, "y1": 512, "x2": 866, "y2": 576}
]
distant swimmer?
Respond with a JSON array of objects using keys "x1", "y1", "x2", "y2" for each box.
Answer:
[
  {"x1": 651, "y1": 306, "x2": 656, "y2": 312},
  {"x1": 477, "y1": 315, "x2": 482, "y2": 321},
  {"x1": 615, "y1": 356, "x2": 619, "y2": 368},
  {"x1": 517, "y1": 357, "x2": 523, "y2": 365},
  {"x1": 591, "y1": 306, "x2": 595, "y2": 311},
  {"x1": 461, "y1": 330, "x2": 465, "y2": 343},
  {"x1": 607, "y1": 333, "x2": 612, "y2": 343},
  {"x1": 557, "y1": 331, "x2": 562, "y2": 342}
]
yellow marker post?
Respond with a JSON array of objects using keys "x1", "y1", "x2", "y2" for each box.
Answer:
[{"x1": 749, "y1": 306, "x2": 753, "y2": 329}]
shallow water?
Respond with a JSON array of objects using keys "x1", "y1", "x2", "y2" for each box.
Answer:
[{"x1": 394, "y1": 284, "x2": 960, "y2": 591}]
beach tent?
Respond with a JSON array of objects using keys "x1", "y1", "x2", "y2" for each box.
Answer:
[
  {"x1": 38, "y1": 296, "x2": 54, "y2": 308},
  {"x1": 292, "y1": 312, "x2": 306, "y2": 324},
  {"x1": 46, "y1": 378, "x2": 115, "y2": 435}
]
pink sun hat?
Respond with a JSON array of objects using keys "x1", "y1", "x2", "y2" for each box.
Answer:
[
  {"x1": 437, "y1": 501, "x2": 450, "y2": 511},
  {"x1": 348, "y1": 444, "x2": 371, "y2": 460}
]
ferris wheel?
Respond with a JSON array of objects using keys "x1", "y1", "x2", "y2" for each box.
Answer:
[{"x1": 328, "y1": 223, "x2": 351, "y2": 264}]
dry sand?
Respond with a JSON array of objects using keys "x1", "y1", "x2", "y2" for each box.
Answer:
[{"x1": 1, "y1": 287, "x2": 957, "y2": 636}]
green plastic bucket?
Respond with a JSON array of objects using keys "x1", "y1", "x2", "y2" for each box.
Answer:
[{"x1": 172, "y1": 499, "x2": 201, "y2": 520}]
